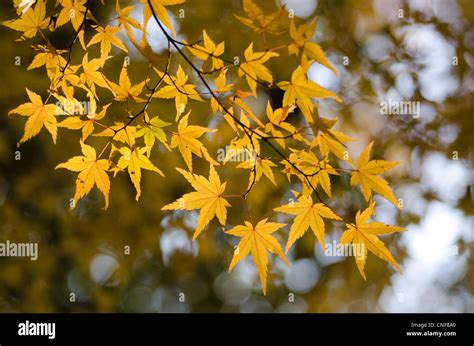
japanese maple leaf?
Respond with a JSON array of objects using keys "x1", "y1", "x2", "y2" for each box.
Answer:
[
  {"x1": 3, "y1": 0, "x2": 47, "y2": 40},
  {"x1": 210, "y1": 70, "x2": 233, "y2": 113},
  {"x1": 264, "y1": 102, "x2": 298, "y2": 148},
  {"x1": 288, "y1": 19, "x2": 338, "y2": 76},
  {"x1": 94, "y1": 122, "x2": 136, "y2": 147},
  {"x1": 233, "y1": 0, "x2": 286, "y2": 35},
  {"x1": 125, "y1": 23, "x2": 163, "y2": 64},
  {"x1": 340, "y1": 201, "x2": 405, "y2": 279},
  {"x1": 141, "y1": 0, "x2": 186, "y2": 37},
  {"x1": 110, "y1": 64, "x2": 146, "y2": 102},
  {"x1": 56, "y1": 141, "x2": 110, "y2": 209},
  {"x1": 277, "y1": 66, "x2": 341, "y2": 123},
  {"x1": 237, "y1": 157, "x2": 277, "y2": 188},
  {"x1": 153, "y1": 66, "x2": 203, "y2": 118},
  {"x1": 221, "y1": 113, "x2": 262, "y2": 164},
  {"x1": 350, "y1": 141, "x2": 400, "y2": 207},
  {"x1": 135, "y1": 113, "x2": 171, "y2": 154},
  {"x1": 274, "y1": 193, "x2": 341, "y2": 252},
  {"x1": 56, "y1": 0, "x2": 87, "y2": 31},
  {"x1": 286, "y1": 149, "x2": 340, "y2": 197},
  {"x1": 9, "y1": 88, "x2": 59, "y2": 144},
  {"x1": 162, "y1": 165, "x2": 230, "y2": 240},
  {"x1": 80, "y1": 54, "x2": 111, "y2": 97},
  {"x1": 116, "y1": 1, "x2": 142, "y2": 35},
  {"x1": 238, "y1": 43, "x2": 279, "y2": 95},
  {"x1": 116, "y1": 147, "x2": 164, "y2": 201},
  {"x1": 186, "y1": 30, "x2": 225, "y2": 70},
  {"x1": 87, "y1": 25, "x2": 128, "y2": 62},
  {"x1": 227, "y1": 218, "x2": 289, "y2": 295},
  {"x1": 51, "y1": 63, "x2": 81, "y2": 99},
  {"x1": 232, "y1": 97, "x2": 265, "y2": 127},
  {"x1": 310, "y1": 116, "x2": 356, "y2": 163},
  {"x1": 28, "y1": 45, "x2": 68, "y2": 80},
  {"x1": 170, "y1": 112, "x2": 218, "y2": 171},
  {"x1": 59, "y1": 102, "x2": 109, "y2": 141}
]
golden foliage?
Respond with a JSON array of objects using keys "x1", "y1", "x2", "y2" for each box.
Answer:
[{"x1": 4, "y1": 0, "x2": 404, "y2": 295}]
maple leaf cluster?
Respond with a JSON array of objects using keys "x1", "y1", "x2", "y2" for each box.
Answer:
[{"x1": 4, "y1": 0, "x2": 405, "y2": 295}]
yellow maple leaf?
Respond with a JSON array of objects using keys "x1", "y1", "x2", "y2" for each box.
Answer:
[
  {"x1": 266, "y1": 101, "x2": 290, "y2": 125},
  {"x1": 264, "y1": 102, "x2": 299, "y2": 148},
  {"x1": 238, "y1": 43, "x2": 279, "y2": 95},
  {"x1": 340, "y1": 201, "x2": 405, "y2": 279},
  {"x1": 237, "y1": 157, "x2": 277, "y2": 188},
  {"x1": 310, "y1": 116, "x2": 356, "y2": 163},
  {"x1": 288, "y1": 19, "x2": 338, "y2": 76},
  {"x1": 80, "y1": 53, "x2": 112, "y2": 98},
  {"x1": 222, "y1": 114, "x2": 261, "y2": 164},
  {"x1": 59, "y1": 102, "x2": 109, "y2": 141},
  {"x1": 233, "y1": 0, "x2": 286, "y2": 35},
  {"x1": 28, "y1": 45, "x2": 68, "y2": 80},
  {"x1": 286, "y1": 149, "x2": 340, "y2": 197},
  {"x1": 162, "y1": 165, "x2": 230, "y2": 239},
  {"x1": 94, "y1": 122, "x2": 136, "y2": 148},
  {"x1": 135, "y1": 113, "x2": 171, "y2": 154},
  {"x1": 110, "y1": 64, "x2": 146, "y2": 102},
  {"x1": 211, "y1": 70, "x2": 233, "y2": 113},
  {"x1": 142, "y1": 0, "x2": 186, "y2": 37},
  {"x1": 170, "y1": 112, "x2": 218, "y2": 171},
  {"x1": 277, "y1": 66, "x2": 341, "y2": 123},
  {"x1": 9, "y1": 88, "x2": 59, "y2": 144},
  {"x1": 49, "y1": 62, "x2": 81, "y2": 99},
  {"x1": 153, "y1": 66, "x2": 203, "y2": 119},
  {"x1": 227, "y1": 218, "x2": 289, "y2": 295},
  {"x1": 186, "y1": 30, "x2": 225, "y2": 70},
  {"x1": 56, "y1": 0, "x2": 87, "y2": 31},
  {"x1": 56, "y1": 141, "x2": 111, "y2": 209},
  {"x1": 87, "y1": 25, "x2": 128, "y2": 62},
  {"x1": 116, "y1": 0, "x2": 142, "y2": 36},
  {"x1": 274, "y1": 193, "x2": 341, "y2": 252},
  {"x1": 232, "y1": 96, "x2": 265, "y2": 127},
  {"x1": 350, "y1": 142, "x2": 400, "y2": 207},
  {"x1": 116, "y1": 147, "x2": 164, "y2": 201},
  {"x1": 3, "y1": 0, "x2": 47, "y2": 40},
  {"x1": 125, "y1": 24, "x2": 163, "y2": 64}
]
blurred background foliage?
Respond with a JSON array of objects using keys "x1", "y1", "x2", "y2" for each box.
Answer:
[{"x1": 0, "y1": 0, "x2": 473, "y2": 312}]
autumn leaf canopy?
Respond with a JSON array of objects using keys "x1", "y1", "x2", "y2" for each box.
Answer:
[{"x1": 3, "y1": 0, "x2": 405, "y2": 295}]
